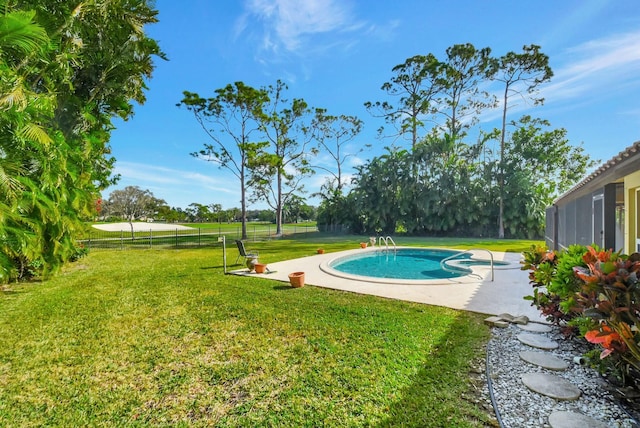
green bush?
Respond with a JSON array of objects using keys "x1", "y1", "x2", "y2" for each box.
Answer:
[
  {"x1": 523, "y1": 244, "x2": 640, "y2": 382},
  {"x1": 522, "y1": 244, "x2": 587, "y2": 335}
]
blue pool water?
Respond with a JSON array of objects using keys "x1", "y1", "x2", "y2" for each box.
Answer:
[{"x1": 329, "y1": 248, "x2": 472, "y2": 280}]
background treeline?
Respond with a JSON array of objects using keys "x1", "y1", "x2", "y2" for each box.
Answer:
[
  {"x1": 318, "y1": 116, "x2": 591, "y2": 238},
  {"x1": 99, "y1": 186, "x2": 316, "y2": 224},
  {"x1": 315, "y1": 44, "x2": 593, "y2": 238}
]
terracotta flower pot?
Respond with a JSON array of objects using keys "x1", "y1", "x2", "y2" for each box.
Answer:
[
  {"x1": 317, "y1": 249, "x2": 325, "y2": 254},
  {"x1": 254, "y1": 263, "x2": 267, "y2": 274},
  {"x1": 288, "y1": 272, "x2": 305, "y2": 288},
  {"x1": 360, "y1": 242, "x2": 367, "y2": 248}
]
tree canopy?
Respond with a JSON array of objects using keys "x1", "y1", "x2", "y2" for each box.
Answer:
[{"x1": 0, "y1": 1, "x2": 164, "y2": 282}]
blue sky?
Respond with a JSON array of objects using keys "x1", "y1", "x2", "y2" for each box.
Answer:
[{"x1": 105, "y1": 0, "x2": 640, "y2": 210}]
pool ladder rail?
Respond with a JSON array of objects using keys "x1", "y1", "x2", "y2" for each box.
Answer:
[
  {"x1": 440, "y1": 248, "x2": 495, "y2": 281},
  {"x1": 376, "y1": 236, "x2": 397, "y2": 253}
]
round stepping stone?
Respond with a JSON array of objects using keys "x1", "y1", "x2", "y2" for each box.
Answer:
[
  {"x1": 517, "y1": 333, "x2": 559, "y2": 350},
  {"x1": 548, "y1": 410, "x2": 608, "y2": 428},
  {"x1": 519, "y1": 351, "x2": 569, "y2": 371},
  {"x1": 521, "y1": 373, "x2": 581, "y2": 400},
  {"x1": 518, "y1": 322, "x2": 553, "y2": 333}
]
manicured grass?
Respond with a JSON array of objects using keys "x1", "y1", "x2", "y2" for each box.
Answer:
[{"x1": 0, "y1": 237, "x2": 537, "y2": 426}]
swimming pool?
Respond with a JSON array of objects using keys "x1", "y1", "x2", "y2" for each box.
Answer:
[{"x1": 322, "y1": 248, "x2": 510, "y2": 282}]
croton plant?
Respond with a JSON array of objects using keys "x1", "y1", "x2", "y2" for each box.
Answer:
[{"x1": 522, "y1": 244, "x2": 640, "y2": 377}]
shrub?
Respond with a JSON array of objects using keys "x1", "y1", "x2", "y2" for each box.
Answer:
[
  {"x1": 574, "y1": 247, "x2": 640, "y2": 377},
  {"x1": 523, "y1": 244, "x2": 640, "y2": 382},
  {"x1": 522, "y1": 244, "x2": 588, "y2": 335}
]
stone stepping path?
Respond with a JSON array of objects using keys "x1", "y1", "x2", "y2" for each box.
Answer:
[
  {"x1": 488, "y1": 314, "x2": 610, "y2": 427},
  {"x1": 519, "y1": 350, "x2": 569, "y2": 371},
  {"x1": 521, "y1": 372, "x2": 582, "y2": 400},
  {"x1": 548, "y1": 410, "x2": 609, "y2": 428},
  {"x1": 517, "y1": 332, "x2": 559, "y2": 350},
  {"x1": 518, "y1": 322, "x2": 553, "y2": 333}
]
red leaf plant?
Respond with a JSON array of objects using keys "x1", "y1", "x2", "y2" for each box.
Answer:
[
  {"x1": 585, "y1": 323, "x2": 631, "y2": 359},
  {"x1": 574, "y1": 246, "x2": 640, "y2": 373}
]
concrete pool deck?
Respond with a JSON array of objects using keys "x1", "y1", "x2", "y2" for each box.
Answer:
[{"x1": 231, "y1": 247, "x2": 546, "y2": 322}]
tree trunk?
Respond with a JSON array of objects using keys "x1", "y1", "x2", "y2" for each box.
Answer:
[
  {"x1": 240, "y1": 163, "x2": 247, "y2": 240},
  {"x1": 498, "y1": 85, "x2": 509, "y2": 239},
  {"x1": 275, "y1": 171, "x2": 283, "y2": 236}
]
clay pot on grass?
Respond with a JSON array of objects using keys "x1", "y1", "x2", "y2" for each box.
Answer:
[
  {"x1": 317, "y1": 249, "x2": 325, "y2": 254},
  {"x1": 288, "y1": 272, "x2": 305, "y2": 288}
]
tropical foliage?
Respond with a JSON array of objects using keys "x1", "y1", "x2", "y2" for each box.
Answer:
[
  {"x1": 337, "y1": 43, "x2": 591, "y2": 239},
  {"x1": 340, "y1": 116, "x2": 590, "y2": 238},
  {"x1": 0, "y1": 1, "x2": 163, "y2": 282},
  {"x1": 523, "y1": 245, "x2": 640, "y2": 382}
]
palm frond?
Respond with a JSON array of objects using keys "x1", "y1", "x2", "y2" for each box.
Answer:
[
  {"x1": 17, "y1": 122, "x2": 53, "y2": 146},
  {"x1": 0, "y1": 75, "x2": 27, "y2": 110},
  {"x1": 0, "y1": 10, "x2": 49, "y2": 56}
]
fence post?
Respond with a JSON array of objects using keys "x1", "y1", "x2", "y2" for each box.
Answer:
[
  {"x1": 199, "y1": 228, "x2": 201, "y2": 246},
  {"x1": 120, "y1": 230, "x2": 123, "y2": 250},
  {"x1": 149, "y1": 229, "x2": 152, "y2": 248},
  {"x1": 175, "y1": 229, "x2": 178, "y2": 247}
]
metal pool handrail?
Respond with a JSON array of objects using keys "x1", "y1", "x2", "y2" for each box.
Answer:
[
  {"x1": 440, "y1": 248, "x2": 494, "y2": 281},
  {"x1": 378, "y1": 236, "x2": 397, "y2": 253}
]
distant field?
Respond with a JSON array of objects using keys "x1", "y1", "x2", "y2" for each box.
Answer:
[
  {"x1": 81, "y1": 221, "x2": 543, "y2": 255},
  {"x1": 82, "y1": 222, "x2": 319, "y2": 249}
]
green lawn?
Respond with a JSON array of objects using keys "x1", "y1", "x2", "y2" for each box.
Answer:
[{"x1": 0, "y1": 237, "x2": 539, "y2": 426}]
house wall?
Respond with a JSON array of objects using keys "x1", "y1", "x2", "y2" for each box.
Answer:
[
  {"x1": 547, "y1": 188, "x2": 606, "y2": 251},
  {"x1": 546, "y1": 142, "x2": 640, "y2": 254},
  {"x1": 624, "y1": 171, "x2": 640, "y2": 254}
]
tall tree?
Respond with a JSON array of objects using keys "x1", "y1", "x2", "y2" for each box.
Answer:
[
  {"x1": 435, "y1": 43, "x2": 495, "y2": 141},
  {"x1": 252, "y1": 80, "x2": 316, "y2": 236},
  {"x1": 489, "y1": 44, "x2": 553, "y2": 238},
  {"x1": 0, "y1": 1, "x2": 163, "y2": 282},
  {"x1": 311, "y1": 109, "x2": 364, "y2": 193},
  {"x1": 364, "y1": 54, "x2": 440, "y2": 150},
  {"x1": 179, "y1": 82, "x2": 269, "y2": 240},
  {"x1": 493, "y1": 116, "x2": 594, "y2": 237},
  {"x1": 0, "y1": 9, "x2": 54, "y2": 281}
]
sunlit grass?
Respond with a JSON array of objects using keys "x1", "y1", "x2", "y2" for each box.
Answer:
[{"x1": 0, "y1": 236, "x2": 536, "y2": 426}]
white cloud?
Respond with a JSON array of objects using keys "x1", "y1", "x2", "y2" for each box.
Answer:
[
  {"x1": 620, "y1": 107, "x2": 640, "y2": 118},
  {"x1": 542, "y1": 30, "x2": 640, "y2": 104},
  {"x1": 114, "y1": 162, "x2": 185, "y2": 185},
  {"x1": 348, "y1": 155, "x2": 365, "y2": 167},
  {"x1": 114, "y1": 162, "x2": 233, "y2": 191},
  {"x1": 480, "y1": 29, "x2": 640, "y2": 124},
  {"x1": 364, "y1": 19, "x2": 400, "y2": 42},
  {"x1": 237, "y1": 0, "x2": 369, "y2": 56},
  {"x1": 244, "y1": 0, "x2": 352, "y2": 51}
]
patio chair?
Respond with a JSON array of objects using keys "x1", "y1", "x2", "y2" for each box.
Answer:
[{"x1": 235, "y1": 240, "x2": 259, "y2": 264}]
